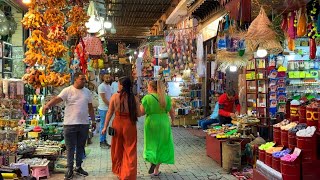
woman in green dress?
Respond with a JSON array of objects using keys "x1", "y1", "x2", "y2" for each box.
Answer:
[{"x1": 140, "y1": 79, "x2": 175, "y2": 176}]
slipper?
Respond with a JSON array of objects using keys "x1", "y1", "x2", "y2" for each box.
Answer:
[
  {"x1": 152, "y1": 172, "x2": 161, "y2": 176},
  {"x1": 148, "y1": 164, "x2": 156, "y2": 174}
]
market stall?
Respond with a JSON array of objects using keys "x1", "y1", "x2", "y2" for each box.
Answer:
[
  {"x1": 191, "y1": 0, "x2": 320, "y2": 179},
  {"x1": 0, "y1": 0, "x2": 101, "y2": 178}
]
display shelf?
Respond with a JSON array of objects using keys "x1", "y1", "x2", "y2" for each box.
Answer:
[
  {"x1": 0, "y1": 41, "x2": 13, "y2": 78},
  {"x1": 245, "y1": 58, "x2": 269, "y2": 124}
]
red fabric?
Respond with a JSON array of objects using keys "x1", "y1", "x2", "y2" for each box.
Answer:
[
  {"x1": 224, "y1": 0, "x2": 251, "y2": 23},
  {"x1": 111, "y1": 112, "x2": 137, "y2": 180},
  {"x1": 83, "y1": 36, "x2": 103, "y2": 55},
  {"x1": 218, "y1": 93, "x2": 241, "y2": 117},
  {"x1": 76, "y1": 38, "x2": 87, "y2": 74}
]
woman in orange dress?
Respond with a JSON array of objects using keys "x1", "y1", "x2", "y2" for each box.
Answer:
[{"x1": 102, "y1": 77, "x2": 141, "y2": 180}]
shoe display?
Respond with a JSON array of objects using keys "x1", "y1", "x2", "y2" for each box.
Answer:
[
  {"x1": 64, "y1": 169, "x2": 73, "y2": 180},
  {"x1": 75, "y1": 167, "x2": 89, "y2": 176}
]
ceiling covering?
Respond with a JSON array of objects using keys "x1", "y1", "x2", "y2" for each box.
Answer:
[
  {"x1": 94, "y1": 0, "x2": 173, "y2": 40},
  {"x1": 251, "y1": 0, "x2": 312, "y2": 17},
  {"x1": 189, "y1": 0, "x2": 224, "y2": 23}
]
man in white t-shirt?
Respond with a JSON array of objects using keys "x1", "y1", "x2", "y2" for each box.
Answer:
[
  {"x1": 111, "y1": 76, "x2": 119, "y2": 94},
  {"x1": 98, "y1": 74, "x2": 112, "y2": 148},
  {"x1": 43, "y1": 72, "x2": 96, "y2": 179}
]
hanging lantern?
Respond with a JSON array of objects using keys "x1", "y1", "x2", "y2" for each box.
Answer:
[
  {"x1": 85, "y1": 16, "x2": 101, "y2": 33},
  {"x1": 0, "y1": 20, "x2": 9, "y2": 36}
]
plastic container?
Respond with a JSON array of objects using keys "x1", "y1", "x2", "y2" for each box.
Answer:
[
  {"x1": 306, "y1": 107, "x2": 318, "y2": 127},
  {"x1": 265, "y1": 153, "x2": 272, "y2": 167},
  {"x1": 272, "y1": 156, "x2": 281, "y2": 172},
  {"x1": 258, "y1": 149, "x2": 265, "y2": 163},
  {"x1": 299, "y1": 106, "x2": 306, "y2": 123},
  {"x1": 280, "y1": 158, "x2": 301, "y2": 180},
  {"x1": 273, "y1": 126, "x2": 281, "y2": 145},
  {"x1": 296, "y1": 135, "x2": 317, "y2": 162},
  {"x1": 281, "y1": 129, "x2": 289, "y2": 147},
  {"x1": 288, "y1": 131, "x2": 296, "y2": 149},
  {"x1": 290, "y1": 105, "x2": 300, "y2": 122}
]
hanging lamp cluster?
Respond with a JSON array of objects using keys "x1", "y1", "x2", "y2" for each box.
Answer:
[{"x1": 86, "y1": 0, "x2": 115, "y2": 34}]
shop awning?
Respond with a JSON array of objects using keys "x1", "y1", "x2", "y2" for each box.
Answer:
[
  {"x1": 189, "y1": 0, "x2": 223, "y2": 23},
  {"x1": 166, "y1": 0, "x2": 189, "y2": 24}
]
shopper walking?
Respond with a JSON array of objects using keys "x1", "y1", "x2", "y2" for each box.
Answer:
[
  {"x1": 98, "y1": 74, "x2": 112, "y2": 148},
  {"x1": 218, "y1": 89, "x2": 241, "y2": 125},
  {"x1": 140, "y1": 79, "x2": 175, "y2": 176},
  {"x1": 111, "y1": 76, "x2": 119, "y2": 94},
  {"x1": 42, "y1": 72, "x2": 96, "y2": 180},
  {"x1": 101, "y1": 77, "x2": 141, "y2": 180}
]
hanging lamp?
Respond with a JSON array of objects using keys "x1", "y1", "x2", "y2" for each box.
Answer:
[{"x1": 86, "y1": 1, "x2": 101, "y2": 33}]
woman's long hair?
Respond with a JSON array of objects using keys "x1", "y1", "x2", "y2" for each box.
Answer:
[
  {"x1": 119, "y1": 77, "x2": 138, "y2": 123},
  {"x1": 149, "y1": 80, "x2": 166, "y2": 110}
]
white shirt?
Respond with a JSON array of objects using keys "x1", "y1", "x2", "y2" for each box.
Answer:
[
  {"x1": 111, "y1": 81, "x2": 118, "y2": 94},
  {"x1": 58, "y1": 86, "x2": 92, "y2": 125},
  {"x1": 98, "y1": 82, "x2": 112, "y2": 110}
]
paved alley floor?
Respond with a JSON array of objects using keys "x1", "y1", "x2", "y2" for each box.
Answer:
[{"x1": 50, "y1": 119, "x2": 236, "y2": 180}]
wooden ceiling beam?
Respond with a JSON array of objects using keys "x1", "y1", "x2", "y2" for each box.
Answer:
[
  {"x1": 113, "y1": 24, "x2": 154, "y2": 27},
  {"x1": 104, "y1": 1, "x2": 171, "y2": 6},
  {"x1": 107, "y1": 9, "x2": 164, "y2": 14}
]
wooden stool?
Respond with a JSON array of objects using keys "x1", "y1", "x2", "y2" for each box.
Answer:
[{"x1": 31, "y1": 164, "x2": 50, "y2": 180}]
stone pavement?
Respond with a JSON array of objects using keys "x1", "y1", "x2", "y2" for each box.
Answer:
[{"x1": 50, "y1": 118, "x2": 236, "y2": 180}]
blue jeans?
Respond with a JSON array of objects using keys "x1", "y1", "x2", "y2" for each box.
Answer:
[
  {"x1": 99, "y1": 109, "x2": 108, "y2": 142},
  {"x1": 64, "y1": 124, "x2": 89, "y2": 169},
  {"x1": 198, "y1": 118, "x2": 219, "y2": 130}
]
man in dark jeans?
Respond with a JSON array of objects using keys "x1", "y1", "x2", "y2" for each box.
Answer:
[
  {"x1": 43, "y1": 72, "x2": 96, "y2": 179},
  {"x1": 218, "y1": 89, "x2": 241, "y2": 125},
  {"x1": 198, "y1": 102, "x2": 220, "y2": 130}
]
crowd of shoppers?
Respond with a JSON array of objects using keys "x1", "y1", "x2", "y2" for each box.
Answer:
[{"x1": 44, "y1": 71, "x2": 240, "y2": 180}]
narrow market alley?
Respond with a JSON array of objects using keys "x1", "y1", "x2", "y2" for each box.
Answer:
[{"x1": 50, "y1": 118, "x2": 236, "y2": 180}]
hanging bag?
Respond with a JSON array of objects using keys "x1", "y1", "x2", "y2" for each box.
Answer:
[{"x1": 98, "y1": 58, "x2": 104, "y2": 69}]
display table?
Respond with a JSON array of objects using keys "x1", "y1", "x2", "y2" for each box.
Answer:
[
  {"x1": 206, "y1": 134, "x2": 227, "y2": 166},
  {"x1": 206, "y1": 134, "x2": 251, "y2": 167}
]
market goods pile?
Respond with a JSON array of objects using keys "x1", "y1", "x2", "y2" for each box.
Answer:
[
  {"x1": 206, "y1": 125, "x2": 241, "y2": 139},
  {"x1": 21, "y1": 0, "x2": 89, "y2": 88}
]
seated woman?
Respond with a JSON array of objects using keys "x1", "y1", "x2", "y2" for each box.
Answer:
[{"x1": 198, "y1": 102, "x2": 219, "y2": 130}]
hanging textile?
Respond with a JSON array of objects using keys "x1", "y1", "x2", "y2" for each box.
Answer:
[
  {"x1": 83, "y1": 34, "x2": 103, "y2": 55},
  {"x1": 196, "y1": 34, "x2": 204, "y2": 62},
  {"x1": 224, "y1": 0, "x2": 251, "y2": 23}
]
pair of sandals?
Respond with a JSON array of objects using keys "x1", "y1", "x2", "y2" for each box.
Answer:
[{"x1": 148, "y1": 164, "x2": 161, "y2": 176}]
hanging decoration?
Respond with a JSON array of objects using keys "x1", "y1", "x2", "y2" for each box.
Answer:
[
  {"x1": 245, "y1": 8, "x2": 283, "y2": 55},
  {"x1": 164, "y1": 28, "x2": 197, "y2": 78},
  {"x1": 269, "y1": 14, "x2": 286, "y2": 45},
  {"x1": 296, "y1": 8, "x2": 307, "y2": 37},
  {"x1": 306, "y1": 0, "x2": 319, "y2": 59},
  {"x1": 67, "y1": 6, "x2": 90, "y2": 37},
  {"x1": 21, "y1": 0, "x2": 89, "y2": 88},
  {"x1": 216, "y1": 15, "x2": 251, "y2": 70}
]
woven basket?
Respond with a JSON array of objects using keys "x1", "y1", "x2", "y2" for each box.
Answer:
[
  {"x1": 245, "y1": 8, "x2": 283, "y2": 54},
  {"x1": 216, "y1": 50, "x2": 253, "y2": 71}
]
